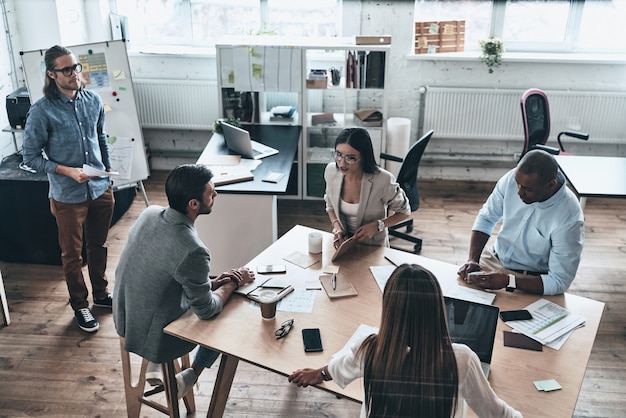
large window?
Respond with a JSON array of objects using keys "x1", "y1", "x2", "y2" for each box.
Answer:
[
  {"x1": 113, "y1": 0, "x2": 341, "y2": 49},
  {"x1": 414, "y1": 0, "x2": 626, "y2": 54}
]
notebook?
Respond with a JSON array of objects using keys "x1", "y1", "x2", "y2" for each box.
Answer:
[
  {"x1": 234, "y1": 276, "x2": 294, "y2": 303},
  {"x1": 221, "y1": 122, "x2": 279, "y2": 160},
  {"x1": 444, "y1": 296, "x2": 499, "y2": 378},
  {"x1": 331, "y1": 236, "x2": 357, "y2": 262}
]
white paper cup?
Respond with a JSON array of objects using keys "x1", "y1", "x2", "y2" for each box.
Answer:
[
  {"x1": 258, "y1": 290, "x2": 278, "y2": 319},
  {"x1": 308, "y1": 231, "x2": 323, "y2": 254}
]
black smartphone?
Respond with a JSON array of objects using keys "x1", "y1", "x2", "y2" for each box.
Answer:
[
  {"x1": 302, "y1": 328, "x2": 323, "y2": 352},
  {"x1": 257, "y1": 264, "x2": 287, "y2": 274},
  {"x1": 499, "y1": 309, "x2": 533, "y2": 322}
]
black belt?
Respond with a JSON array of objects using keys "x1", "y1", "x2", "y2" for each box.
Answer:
[
  {"x1": 492, "y1": 249, "x2": 546, "y2": 276},
  {"x1": 509, "y1": 268, "x2": 545, "y2": 276}
]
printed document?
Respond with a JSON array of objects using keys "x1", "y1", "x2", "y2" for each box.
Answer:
[{"x1": 506, "y1": 298, "x2": 585, "y2": 347}]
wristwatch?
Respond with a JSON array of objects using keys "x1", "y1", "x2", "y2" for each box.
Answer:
[
  {"x1": 506, "y1": 273, "x2": 516, "y2": 292},
  {"x1": 377, "y1": 219, "x2": 385, "y2": 232},
  {"x1": 321, "y1": 366, "x2": 332, "y2": 381}
]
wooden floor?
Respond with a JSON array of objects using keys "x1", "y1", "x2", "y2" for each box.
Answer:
[{"x1": 1, "y1": 171, "x2": 624, "y2": 417}]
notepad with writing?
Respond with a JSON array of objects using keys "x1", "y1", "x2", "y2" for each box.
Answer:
[{"x1": 320, "y1": 274, "x2": 358, "y2": 299}]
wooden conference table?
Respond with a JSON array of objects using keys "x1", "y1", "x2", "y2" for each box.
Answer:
[
  {"x1": 195, "y1": 124, "x2": 300, "y2": 274},
  {"x1": 555, "y1": 154, "x2": 626, "y2": 209},
  {"x1": 165, "y1": 225, "x2": 604, "y2": 417}
]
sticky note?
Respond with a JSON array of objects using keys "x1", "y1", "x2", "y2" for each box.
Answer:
[{"x1": 534, "y1": 379, "x2": 562, "y2": 392}]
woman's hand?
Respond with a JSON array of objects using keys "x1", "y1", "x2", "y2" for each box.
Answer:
[
  {"x1": 353, "y1": 221, "x2": 378, "y2": 242},
  {"x1": 332, "y1": 229, "x2": 346, "y2": 249},
  {"x1": 288, "y1": 368, "x2": 324, "y2": 387}
]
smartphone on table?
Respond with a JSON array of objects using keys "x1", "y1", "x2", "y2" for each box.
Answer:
[
  {"x1": 499, "y1": 310, "x2": 533, "y2": 322},
  {"x1": 466, "y1": 271, "x2": 484, "y2": 284},
  {"x1": 257, "y1": 264, "x2": 287, "y2": 274},
  {"x1": 302, "y1": 328, "x2": 323, "y2": 352}
]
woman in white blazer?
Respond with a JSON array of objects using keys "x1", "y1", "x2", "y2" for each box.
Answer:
[{"x1": 324, "y1": 128, "x2": 410, "y2": 248}]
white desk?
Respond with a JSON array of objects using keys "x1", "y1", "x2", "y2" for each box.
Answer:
[{"x1": 195, "y1": 125, "x2": 300, "y2": 275}]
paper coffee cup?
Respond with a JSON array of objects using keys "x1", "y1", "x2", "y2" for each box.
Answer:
[
  {"x1": 308, "y1": 231, "x2": 323, "y2": 254},
  {"x1": 258, "y1": 290, "x2": 278, "y2": 319}
]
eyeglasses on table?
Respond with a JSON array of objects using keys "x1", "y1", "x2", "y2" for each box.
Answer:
[{"x1": 275, "y1": 318, "x2": 294, "y2": 339}]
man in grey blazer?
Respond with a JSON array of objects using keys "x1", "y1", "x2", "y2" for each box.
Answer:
[{"x1": 113, "y1": 164, "x2": 255, "y2": 397}]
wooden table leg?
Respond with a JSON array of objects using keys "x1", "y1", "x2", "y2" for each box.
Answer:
[{"x1": 207, "y1": 354, "x2": 239, "y2": 418}]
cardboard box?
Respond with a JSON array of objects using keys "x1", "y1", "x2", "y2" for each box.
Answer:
[
  {"x1": 356, "y1": 35, "x2": 391, "y2": 45},
  {"x1": 306, "y1": 79, "x2": 327, "y2": 89}
]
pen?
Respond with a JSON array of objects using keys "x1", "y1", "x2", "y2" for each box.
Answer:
[{"x1": 332, "y1": 273, "x2": 337, "y2": 290}]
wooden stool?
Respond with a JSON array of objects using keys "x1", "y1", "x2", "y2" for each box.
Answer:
[
  {"x1": 0, "y1": 270, "x2": 9, "y2": 326},
  {"x1": 119, "y1": 337, "x2": 196, "y2": 418}
]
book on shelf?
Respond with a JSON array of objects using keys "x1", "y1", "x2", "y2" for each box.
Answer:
[
  {"x1": 271, "y1": 106, "x2": 297, "y2": 118},
  {"x1": 345, "y1": 50, "x2": 385, "y2": 89},
  {"x1": 311, "y1": 112, "x2": 337, "y2": 126},
  {"x1": 354, "y1": 108, "x2": 383, "y2": 127}
]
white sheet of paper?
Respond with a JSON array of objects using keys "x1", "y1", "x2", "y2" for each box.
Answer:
[{"x1": 82, "y1": 164, "x2": 119, "y2": 177}]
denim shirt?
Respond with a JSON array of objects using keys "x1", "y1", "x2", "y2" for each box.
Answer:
[
  {"x1": 22, "y1": 89, "x2": 112, "y2": 203},
  {"x1": 472, "y1": 169, "x2": 585, "y2": 295}
]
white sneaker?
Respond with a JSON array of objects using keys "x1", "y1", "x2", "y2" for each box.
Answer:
[
  {"x1": 145, "y1": 361, "x2": 163, "y2": 387},
  {"x1": 175, "y1": 368, "x2": 197, "y2": 399}
]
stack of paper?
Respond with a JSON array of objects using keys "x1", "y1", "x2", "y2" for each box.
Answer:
[
  {"x1": 506, "y1": 299, "x2": 585, "y2": 347},
  {"x1": 203, "y1": 156, "x2": 261, "y2": 186}
]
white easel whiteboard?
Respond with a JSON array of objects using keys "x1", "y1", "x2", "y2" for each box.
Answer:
[{"x1": 20, "y1": 40, "x2": 149, "y2": 190}]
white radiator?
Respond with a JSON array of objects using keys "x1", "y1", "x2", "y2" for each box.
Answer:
[
  {"x1": 133, "y1": 79, "x2": 219, "y2": 130},
  {"x1": 422, "y1": 86, "x2": 626, "y2": 144}
]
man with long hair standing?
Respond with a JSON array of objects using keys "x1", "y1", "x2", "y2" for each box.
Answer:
[
  {"x1": 289, "y1": 264, "x2": 521, "y2": 417},
  {"x1": 22, "y1": 45, "x2": 115, "y2": 332}
]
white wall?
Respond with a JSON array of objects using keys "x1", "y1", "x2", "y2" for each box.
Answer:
[
  {"x1": 0, "y1": 0, "x2": 21, "y2": 161},
  {"x1": 2, "y1": 0, "x2": 625, "y2": 180}
]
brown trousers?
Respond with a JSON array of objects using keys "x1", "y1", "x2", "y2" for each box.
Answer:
[{"x1": 50, "y1": 188, "x2": 114, "y2": 310}]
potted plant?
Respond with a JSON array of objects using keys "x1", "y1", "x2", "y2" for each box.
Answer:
[
  {"x1": 479, "y1": 37, "x2": 504, "y2": 74},
  {"x1": 212, "y1": 117, "x2": 241, "y2": 133}
]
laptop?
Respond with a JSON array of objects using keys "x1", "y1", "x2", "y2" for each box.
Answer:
[
  {"x1": 221, "y1": 122, "x2": 279, "y2": 160},
  {"x1": 444, "y1": 296, "x2": 499, "y2": 378}
]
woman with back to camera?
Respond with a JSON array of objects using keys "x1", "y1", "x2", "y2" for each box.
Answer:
[
  {"x1": 288, "y1": 264, "x2": 522, "y2": 418},
  {"x1": 325, "y1": 128, "x2": 410, "y2": 249}
]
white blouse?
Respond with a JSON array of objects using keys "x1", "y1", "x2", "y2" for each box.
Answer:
[
  {"x1": 341, "y1": 199, "x2": 359, "y2": 234},
  {"x1": 327, "y1": 338, "x2": 523, "y2": 418}
]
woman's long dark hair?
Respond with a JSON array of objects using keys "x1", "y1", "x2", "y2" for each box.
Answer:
[
  {"x1": 335, "y1": 128, "x2": 380, "y2": 174},
  {"x1": 358, "y1": 264, "x2": 459, "y2": 417}
]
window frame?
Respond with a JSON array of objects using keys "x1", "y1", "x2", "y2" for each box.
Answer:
[
  {"x1": 111, "y1": 0, "x2": 342, "y2": 53},
  {"x1": 414, "y1": 0, "x2": 625, "y2": 56}
]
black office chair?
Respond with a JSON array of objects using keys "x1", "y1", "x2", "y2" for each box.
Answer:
[
  {"x1": 379, "y1": 129, "x2": 434, "y2": 254},
  {"x1": 520, "y1": 88, "x2": 589, "y2": 158}
]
